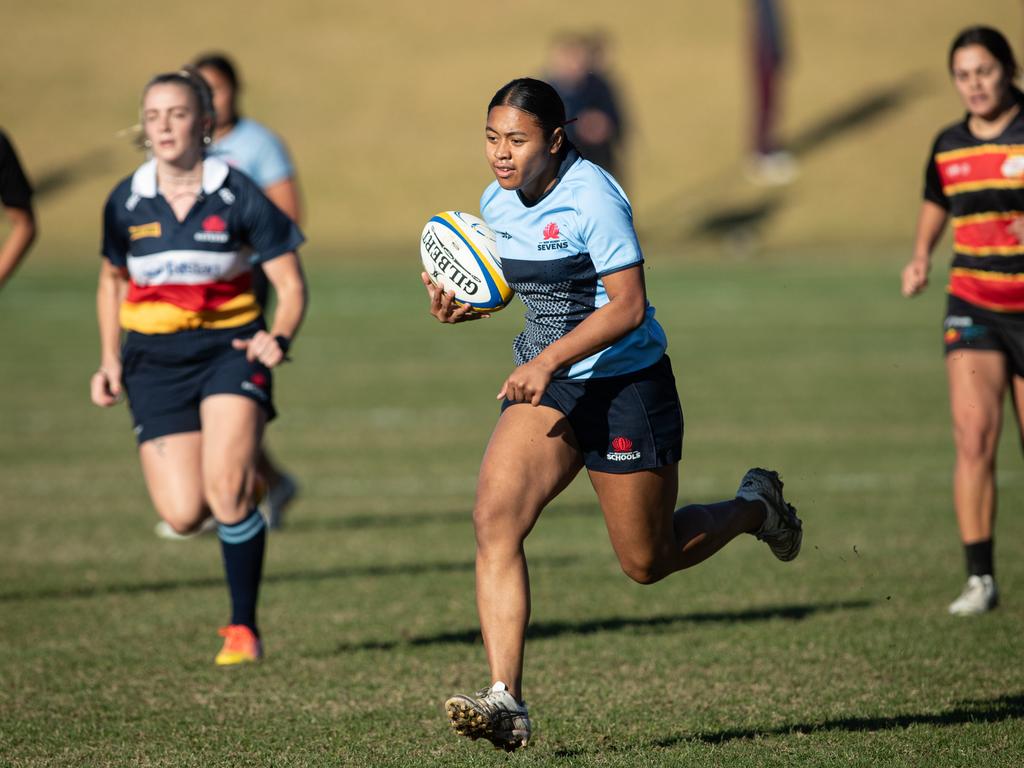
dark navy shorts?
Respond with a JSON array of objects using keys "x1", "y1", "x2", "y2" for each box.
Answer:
[
  {"x1": 502, "y1": 355, "x2": 684, "y2": 473},
  {"x1": 944, "y1": 294, "x2": 1024, "y2": 377},
  {"x1": 121, "y1": 321, "x2": 276, "y2": 445}
]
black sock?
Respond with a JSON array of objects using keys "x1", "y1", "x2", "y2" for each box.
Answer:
[
  {"x1": 218, "y1": 508, "x2": 266, "y2": 633},
  {"x1": 964, "y1": 539, "x2": 994, "y2": 577}
]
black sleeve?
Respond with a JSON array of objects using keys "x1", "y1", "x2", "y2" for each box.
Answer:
[
  {"x1": 101, "y1": 193, "x2": 129, "y2": 267},
  {"x1": 233, "y1": 173, "x2": 304, "y2": 263},
  {"x1": 923, "y1": 137, "x2": 949, "y2": 210},
  {"x1": 0, "y1": 130, "x2": 33, "y2": 210}
]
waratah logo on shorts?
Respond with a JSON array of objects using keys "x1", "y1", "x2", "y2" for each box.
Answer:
[
  {"x1": 538, "y1": 221, "x2": 568, "y2": 252},
  {"x1": 607, "y1": 435, "x2": 641, "y2": 461},
  {"x1": 240, "y1": 372, "x2": 269, "y2": 400},
  {"x1": 194, "y1": 214, "x2": 230, "y2": 243}
]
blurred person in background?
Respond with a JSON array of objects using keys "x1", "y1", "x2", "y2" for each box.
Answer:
[
  {"x1": 902, "y1": 26, "x2": 1024, "y2": 616},
  {"x1": 0, "y1": 130, "x2": 36, "y2": 290},
  {"x1": 91, "y1": 69, "x2": 306, "y2": 663},
  {"x1": 189, "y1": 52, "x2": 303, "y2": 532},
  {"x1": 747, "y1": 0, "x2": 797, "y2": 185},
  {"x1": 545, "y1": 31, "x2": 628, "y2": 181}
]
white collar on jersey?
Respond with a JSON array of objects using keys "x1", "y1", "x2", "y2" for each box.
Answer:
[{"x1": 130, "y1": 156, "x2": 230, "y2": 198}]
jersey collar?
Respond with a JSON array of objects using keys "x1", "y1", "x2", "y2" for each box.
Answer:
[
  {"x1": 130, "y1": 156, "x2": 231, "y2": 198},
  {"x1": 516, "y1": 146, "x2": 580, "y2": 208}
]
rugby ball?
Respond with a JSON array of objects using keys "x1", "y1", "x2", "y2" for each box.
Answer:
[{"x1": 420, "y1": 211, "x2": 513, "y2": 312}]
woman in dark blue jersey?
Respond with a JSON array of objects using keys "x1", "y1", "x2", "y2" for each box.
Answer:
[
  {"x1": 91, "y1": 70, "x2": 307, "y2": 665},
  {"x1": 423, "y1": 78, "x2": 802, "y2": 751}
]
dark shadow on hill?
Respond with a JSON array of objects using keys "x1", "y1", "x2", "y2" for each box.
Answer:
[
  {"x1": 284, "y1": 502, "x2": 599, "y2": 533},
  {"x1": 32, "y1": 148, "x2": 117, "y2": 200},
  {"x1": 787, "y1": 74, "x2": 928, "y2": 157},
  {"x1": 0, "y1": 556, "x2": 574, "y2": 603},
  {"x1": 552, "y1": 693, "x2": 1024, "y2": 757},
  {"x1": 648, "y1": 73, "x2": 930, "y2": 245},
  {"x1": 330, "y1": 600, "x2": 872, "y2": 653}
]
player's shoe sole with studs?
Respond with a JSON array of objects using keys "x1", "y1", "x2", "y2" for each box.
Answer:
[
  {"x1": 737, "y1": 468, "x2": 802, "y2": 561},
  {"x1": 444, "y1": 682, "x2": 530, "y2": 752}
]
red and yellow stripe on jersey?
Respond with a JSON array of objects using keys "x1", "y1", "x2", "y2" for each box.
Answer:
[
  {"x1": 102, "y1": 158, "x2": 303, "y2": 334},
  {"x1": 928, "y1": 116, "x2": 1024, "y2": 312}
]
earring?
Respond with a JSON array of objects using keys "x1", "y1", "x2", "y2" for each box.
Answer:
[
  {"x1": 143, "y1": 138, "x2": 152, "y2": 148},
  {"x1": 203, "y1": 135, "x2": 212, "y2": 145}
]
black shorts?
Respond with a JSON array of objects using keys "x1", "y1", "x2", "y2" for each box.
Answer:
[
  {"x1": 502, "y1": 355, "x2": 684, "y2": 473},
  {"x1": 121, "y1": 321, "x2": 276, "y2": 445},
  {"x1": 944, "y1": 294, "x2": 1024, "y2": 377}
]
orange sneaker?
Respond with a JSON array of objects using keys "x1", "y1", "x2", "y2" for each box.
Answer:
[{"x1": 215, "y1": 625, "x2": 263, "y2": 666}]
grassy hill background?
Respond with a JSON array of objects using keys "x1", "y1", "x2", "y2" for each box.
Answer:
[{"x1": 2, "y1": 0, "x2": 1021, "y2": 260}]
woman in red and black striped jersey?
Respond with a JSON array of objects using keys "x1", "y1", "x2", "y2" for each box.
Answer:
[
  {"x1": 90, "y1": 70, "x2": 307, "y2": 663},
  {"x1": 902, "y1": 26, "x2": 1024, "y2": 616}
]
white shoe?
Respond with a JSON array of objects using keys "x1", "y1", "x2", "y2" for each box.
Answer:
[
  {"x1": 948, "y1": 575, "x2": 998, "y2": 616},
  {"x1": 444, "y1": 681, "x2": 531, "y2": 751},
  {"x1": 746, "y1": 151, "x2": 798, "y2": 186},
  {"x1": 737, "y1": 468, "x2": 802, "y2": 561},
  {"x1": 259, "y1": 473, "x2": 298, "y2": 530},
  {"x1": 154, "y1": 516, "x2": 218, "y2": 540}
]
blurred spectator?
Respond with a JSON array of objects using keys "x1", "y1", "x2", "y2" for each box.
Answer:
[
  {"x1": 545, "y1": 32, "x2": 628, "y2": 181},
  {"x1": 748, "y1": 0, "x2": 797, "y2": 185},
  {"x1": 0, "y1": 130, "x2": 36, "y2": 290}
]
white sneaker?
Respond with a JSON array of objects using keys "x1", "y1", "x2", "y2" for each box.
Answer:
[
  {"x1": 259, "y1": 473, "x2": 298, "y2": 530},
  {"x1": 948, "y1": 575, "x2": 998, "y2": 616},
  {"x1": 444, "y1": 681, "x2": 531, "y2": 751},
  {"x1": 737, "y1": 468, "x2": 802, "y2": 561},
  {"x1": 153, "y1": 516, "x2": 218, "y2": 540}
]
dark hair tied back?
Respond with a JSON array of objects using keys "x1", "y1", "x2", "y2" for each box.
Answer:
[
  {"x1": 193, "y1": 52, "x2": 240, "y2": 91},
  {"x1": 488, "y1": 78, "x2": 568, "y2": 140},
  {"x1": 949, "y1": 26, "x2": 1019, "y2": 78}
]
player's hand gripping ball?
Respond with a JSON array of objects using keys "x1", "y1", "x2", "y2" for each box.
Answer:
[{"x1": 420, "y1": 211, "x2": 513, "y2": 313}]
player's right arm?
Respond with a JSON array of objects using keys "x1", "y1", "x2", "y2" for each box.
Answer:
[
  {"x1": 902, "y1": 200, "x2": 948, "y2": 297},
  {"x1": 91, "y1": 259, "x2": 128, "y2": 406}
]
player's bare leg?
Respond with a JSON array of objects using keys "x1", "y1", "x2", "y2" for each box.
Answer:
[{"x1": 946, "y1": 349, "x2": 1004, "y2": 614}]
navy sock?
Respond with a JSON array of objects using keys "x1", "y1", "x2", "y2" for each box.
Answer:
[
  {"x1": 218, "y1": 508, "x2": 266, "y2": 634},
  {"x1": 964, "y1": 539, "x2": 994, "y2": 577}
]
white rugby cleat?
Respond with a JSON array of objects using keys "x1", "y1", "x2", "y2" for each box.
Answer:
[
  {"x1": 737, "y1": 468, "x2": 802, "y2": 561},
  {"x1": 154, "y1": 516, "x2": 218, "y2": 540},
  {"x1": 444, "y1": 681, "x2": 531, "y2": 752},
  {"x1": 948, "y1": 575, "x2": 998, "y2": 616},
  {"x1": 259, "y1": 473, "x2": 298, "y2": 530}
]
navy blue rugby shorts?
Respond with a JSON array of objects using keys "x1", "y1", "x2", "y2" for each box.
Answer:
[
  {"x1": 502, "y1": 355, "x2": 684, "y2": 473},
  {"x1": 944, "y1": 294, "x2": 1024, "y2": 377},
  {"x1": 121, "y1": 320, "x2": 276, "y2": 445}
]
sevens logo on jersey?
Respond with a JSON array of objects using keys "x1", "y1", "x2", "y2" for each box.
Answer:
[{"x1": 537, "y1": 221, "x2": 568, "y2": 252}]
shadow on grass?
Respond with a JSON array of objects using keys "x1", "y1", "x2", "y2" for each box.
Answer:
[
  {"x1": 283, "y1": 501, "x2": 598, "y2": 533},
  {"x1": 331, "y1": 600, "x2": 872, "y2": 653},
  {"x1": 551, "y1": 693, "x2": 1024, "y2": 755},
  {"x1": 0, "y1": 555, "x2": 577, "y2": 603}
]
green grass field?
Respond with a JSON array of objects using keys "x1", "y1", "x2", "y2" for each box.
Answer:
[{"x1": 2, "y1": 251, "x2": 1022, "y2": 766}]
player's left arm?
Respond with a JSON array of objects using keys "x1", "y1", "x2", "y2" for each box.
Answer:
[
  {"x1": 498, "y1": 264, "x2": 647, "y2": 405},
  {"x1": 233, "y1": 252, "x2": 307, "y2": 367}
]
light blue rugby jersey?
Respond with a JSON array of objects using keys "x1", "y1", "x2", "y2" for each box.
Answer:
[
  {"x1": 208, "y1": 118, "x2": 294, "y2": 187},
  {"x1": 480, "y1": 148, "x2": 667, "y2": 380}
]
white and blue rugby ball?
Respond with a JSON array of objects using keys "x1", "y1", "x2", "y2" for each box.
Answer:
[{"x1": 420, "y1": 211, "x2": 513, "y2": 313}]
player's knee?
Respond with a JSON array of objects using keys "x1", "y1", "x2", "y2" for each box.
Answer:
[
  {"x1": 161, "y1": 510, "x2": 207, "y2": 535},
  {"x1": 203, "y1": 469, "x2": 249, "y2": 517},
  {"x1": 472, "y1": 501, "x2": 527, "y2": 552},
  {"x1": 619, "y1": 553, "x2": 665, "y2": 585},
  {"x1": 952, "y1": 422, "x2": 999, "y2": 463}
]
